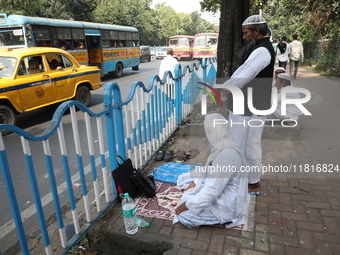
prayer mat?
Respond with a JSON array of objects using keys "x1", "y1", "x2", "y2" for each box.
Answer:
[{"x1": 135, "y1": 181, "x2": 256, "y2": 231}]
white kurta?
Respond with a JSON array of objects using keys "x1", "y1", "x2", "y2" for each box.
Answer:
[
  {"x1": 158, "y1": 55, "x2": 179, "y2": 79},
  {"x1": 175, "y1": 113, "x2": 248, "y2": 228},
  {"x1": 223, "y1": 43, "x2": 272, "y2": 184}
]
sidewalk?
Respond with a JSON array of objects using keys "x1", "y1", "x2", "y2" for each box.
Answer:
[{"x1": 89, "y1": 66, "x2": 340, "y2": 254}]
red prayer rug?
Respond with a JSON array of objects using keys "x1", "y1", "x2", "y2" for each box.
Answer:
[{"x1": 135, "y1": 181, "x2": 255, "y2": 231}]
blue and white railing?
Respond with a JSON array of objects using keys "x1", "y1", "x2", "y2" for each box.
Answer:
[{"x1": 0, "y1": 57, "x2": 217, "y2": 254}]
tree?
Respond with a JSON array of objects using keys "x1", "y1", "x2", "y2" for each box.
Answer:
[{"x1": 217, "y1": 0, "x2": 249, "y2": 79}]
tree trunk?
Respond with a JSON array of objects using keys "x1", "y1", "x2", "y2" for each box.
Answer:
[{"x1": 216, "y1": 0, "x2": 249, "y2": 80}]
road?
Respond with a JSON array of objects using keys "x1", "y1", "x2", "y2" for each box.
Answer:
[{"x1": 0, "y1": 57, "x2": 195, "y2": 253}]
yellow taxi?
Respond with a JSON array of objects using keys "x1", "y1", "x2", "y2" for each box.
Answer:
[{"x1": 0, "y1": 47, "x2": 102, "y2": 126}]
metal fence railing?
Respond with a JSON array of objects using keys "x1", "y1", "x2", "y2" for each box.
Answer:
[
  {"x1": 304, "y1": 36, "x2": 340, "y2": 67},
  {"x1": 0, "y1": 57, "x2": 217, "y2": 254}
]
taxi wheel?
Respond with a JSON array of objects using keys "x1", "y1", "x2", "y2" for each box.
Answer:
[
  {"x1": 114, "y1": 63, "x2": 123, "y2": 78},
  {"x1": 0, "y1": 106, "x2": 16, "y2": 135},
  {"x1": 74, "y1": 86, "x2": 91, "y2": 107}
]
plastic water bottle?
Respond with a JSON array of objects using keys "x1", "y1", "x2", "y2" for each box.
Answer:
[
  {"x1": 136, "y1": 217, "x2": 150, "y2": 227},
  {"x1": 121, "y1": 193, "x2": 138, "y2": 234}
]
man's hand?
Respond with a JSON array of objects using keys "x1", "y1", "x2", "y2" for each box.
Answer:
[
  {"x1": 175, "y1": 202, "x2": 188, "y2": 215},
  {"x1": 185, "y1": 182, "x2": 196, "y2": 191}
]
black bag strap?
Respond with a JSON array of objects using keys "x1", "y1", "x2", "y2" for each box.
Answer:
[{"x1": 117, "y1": 155, "x2": 125, "y2": 166}]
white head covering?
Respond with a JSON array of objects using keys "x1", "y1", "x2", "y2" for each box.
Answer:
[
  {"x1": 242, "y1": 15, "x2": 267, "y2": 26},
  {"x1": 275, "y1": 67, "x2": 285, "y2": 72},
  {"x1": 277, "y1": 73, "x2": 290, "y2": 81},
  {"x1": 203, "y1": 113, "x2": 248, "y2": 217}
]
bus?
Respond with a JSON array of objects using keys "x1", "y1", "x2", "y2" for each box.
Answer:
[
  {"x1": 168, "y1": 35, "x2": 194, "y2": 60},
  {"x1": 0, "y1": 13, "x2": 140, "y2": 77},
  {"x1": 193, "y1": 33, "x2": 218, "y2": 60}
]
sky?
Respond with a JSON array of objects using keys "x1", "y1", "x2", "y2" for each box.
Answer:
[{"x1": 151, "y1": 0, "x2": 202, "y2": 14}]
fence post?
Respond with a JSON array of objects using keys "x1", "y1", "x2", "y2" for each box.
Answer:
[
  {"x1": 175, "y1": 64, "x2": 182, "y2": 125},
  {"x1": 104, "y1": 82, "x2": 125, "y2": 195}
]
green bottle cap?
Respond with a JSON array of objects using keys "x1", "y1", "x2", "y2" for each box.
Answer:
[{"x1": 145, "y1": 222, "x2": 150, "y2": 227}]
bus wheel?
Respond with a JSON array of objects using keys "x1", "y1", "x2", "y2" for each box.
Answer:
[
  {"x1": 148, "y1": 56, "x2": 151, "y2": 62},
  {"x1": 74, "y1": 86, "x2": 91, "y2": 107},
  {"x1": 114, "y1": 63, "x2": 123, "y2": 77},
  {"x1": 0, "y1": 105, "x2": 16, "y2": 135},
  {"x1": 132, "y1": 65, "x2": 139, "y2": 71}
]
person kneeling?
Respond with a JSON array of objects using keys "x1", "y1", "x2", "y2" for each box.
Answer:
[{"x1": 174, "y1": 113, "x2": 249, "y2": 229}]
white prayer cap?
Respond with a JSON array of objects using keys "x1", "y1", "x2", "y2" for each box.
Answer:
[
  {"x1": 275, "y1": 67, "x2": 285, "y2": 72},
  {"x1": 242, "y1": 15, "x2": 267, "y2": 26},
  {"x1": 277, "y1": 73, "x2": 290, "y2": 81}
]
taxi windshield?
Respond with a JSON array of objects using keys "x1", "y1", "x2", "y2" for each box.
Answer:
[{"x1": 0, "y1": 57, "x2": 17, "y2": 77}]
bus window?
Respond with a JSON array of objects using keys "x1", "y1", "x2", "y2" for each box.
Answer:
[
  {"x1": 0, "y1": 30, "x2": 25, "y2": 46},
  {"x1": 72, "y1": 28, "x2": 85, "y2": 49},
  {"x1": 57, "y1": 28, "x2": 72, "y2": 49}
]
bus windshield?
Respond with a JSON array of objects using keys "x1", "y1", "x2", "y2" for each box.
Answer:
[
  {"x1": 194, "y1": 35, "x2": 206, "y2": 46},
  {"x1": 207, "y1": 35, "x2": 217, "y2": 45},
  {"x1": 0, "y1": 29, "x2": 25, "y2": 47}
]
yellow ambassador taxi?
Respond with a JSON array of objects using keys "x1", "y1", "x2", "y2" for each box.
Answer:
[{"x1": 0, "y1": 47, "x2": 102, "y2": 126}]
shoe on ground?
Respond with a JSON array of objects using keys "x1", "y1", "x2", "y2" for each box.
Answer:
[
  {"x1": 156, "y1": 150, "x2": 165, "y2": 161},
  {"x1": 248, "y1": 182, "x2": 261, "y2": 192},
  {"x1": 164, "y1": 150, "x2": 174, "y2": 162}
]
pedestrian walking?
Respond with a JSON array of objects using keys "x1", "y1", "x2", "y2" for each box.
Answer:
[
  {"x1": 277, "y1": 36, "x2": 290, "y2": 70},
  {"x1": 289, "y1": 34, "x2": 304, "y2": 79}
]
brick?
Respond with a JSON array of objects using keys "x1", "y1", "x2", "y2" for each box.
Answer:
[
  {"x1": 254, "y1": 231, "x2": 269, "y2": 252},
  {"x1": 240, "y1": 249, "x2": 268, "y2": 255},
  {"x1": 281, "y1": 212, "x2": 308, "y2": 222},
  {"x1": 279, "y1": 187, "x2": 301, "y2": 194},
  {"x1": 269, "y1": 243, "x2": 285, "y2": 255},
  {"x1": 268, "y1": 180, "x2": 288, "y2": 187},
  {"x1": 222, "y1": 245, "x2": 240, "y2": 255},
  {"x1": 323, "y1": 217, "x2": 339, "y2": 234},
  {"x1": 212, "y1": 226, "x2": 241, "y2": 237},
  {"x1": 311, "y1": 185, "x2": 333, "y2": 191},
  {"x1": 176, "y1": 247, "x2": 192, "y2": 255},
  {"x1": 147, "y1": 218, "x2": 165, "y2": 233},
  {"x1": 224, "y1": 236, "x2": 254, "y2": 249},
  {"x1": 256, "y1": 201, "x2": 269, "y2": 216},
  {"x1": 181, "y1": 238, "x2": 209, "y2": 251},
  {"x1": 305, "y1": 201, "x2": 330, "y2": 210},
  {"x1": 208, "y1": 234, "x2": 225, "y2": 253},
  {"x1": 285, "y1": 246, "x2": 319, "y2": 255},
  {"x1": 256, "y1": 195, "x2": 280, "y2": 203},
  {"x1": 291, "y1": 200, "x2": 307, "y2": 213},
  {"x1": 172, "y1": 228, "x2": 198, "y2": 239},
  {"x1": 159, "y1": 226, "x2": 173, "y2": 236},
  {"x1": 291, "y1": 194, "x2": 315, "y2": 202},
  {"x1": 306, "y1": 209, "x2": 323, "y2": 223},
  {"x1": 320, "y1": 209, "x2": 340, "y2": 217},
  {"x1": 296, "y1": 221, "x2": 324, "y2": 232},
  {"x1": 269, "y1": 203, "x2": 293, "y2": 212},
  {"x1": 269, "y1": 234, "x2": 298, "y2": 247},
  {"x1": 327, "y1": 195, "x2": 340, "y2": 210},
  {"x1": 192, "y1": 250, "x2": 218, "y2": 255},
  {"x1": 297, "y1": 229, "x2": 314, "y2": 249},
  {"x1": 279, "y1": 192, "x2": 291, "y2": 205},
  {"x1": 197, "y1": 225, "x2": 213, "y2": 241},
  {"x1": 255, "y1": 214, "x2": 269, "y2": 225},
  {"x1": 313, "y1": 191, "x2": 329, "y2": 203},
  {"x1": 313, "y1": 232, "x2": 340, "y2": 244},
  {"x1": 287, "y1": 178, "x2": 299, "y2": 188}
]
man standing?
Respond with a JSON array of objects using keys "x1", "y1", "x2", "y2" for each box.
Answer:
[
  {"x1": 223, "y1": 15, "x2": 275, "y2": 192},
  {"x1": 277, "y1": 36, "x2": 290, "y2": 70},
  {"x1": 289, "y1": 34, "x2": 304, "y2": 79},
  {"x1": 158, "y1": 48, "x2": 179, "y2": 80}
]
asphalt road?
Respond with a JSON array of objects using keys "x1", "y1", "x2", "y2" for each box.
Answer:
[{"x1": 0, "y1": 57, "x2": 196, "y2": 253}]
